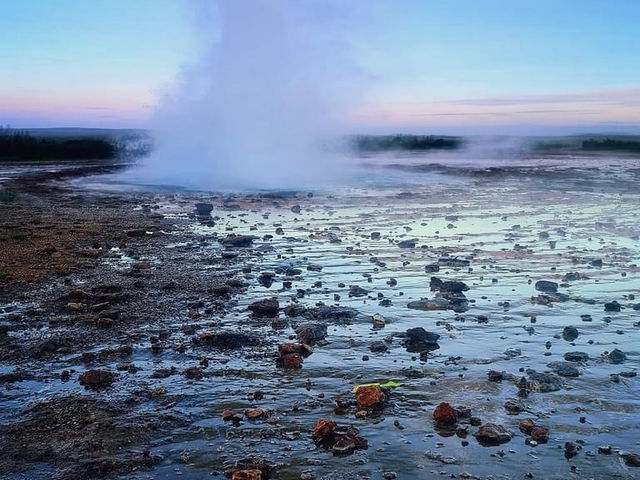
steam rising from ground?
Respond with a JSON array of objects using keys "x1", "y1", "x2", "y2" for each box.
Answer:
[{"x1": 136, "y1": 0, "x2": 362, "y2": 190}]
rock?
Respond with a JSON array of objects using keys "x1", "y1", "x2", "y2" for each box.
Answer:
[
  {"x1": 439, "y1": 280, "x2": 469, "y2": 294},
  {"x1": 398, "y1": 239, "x2": 416, "y2": 248},
  {"x1": 622, "y1": 453, "x2": 640, "y2": 467},
  {"x1": 372, "y1": 313, "x2": 386, "y2": 329},
  {"x1": 564, "y1": 351, "x2": 589, "y2": 362},
  {"x1": 604, "y1": 301, "x2": 621, "y2": 312},
  {"x1": 562, "y1": 326, "x2": 579, "y2": 341},
  {"x1": 290, "y1": 205, "x2": 301, "y2": 214},
  {"x1": 407, "y1": 298, "x2": 450, "y2": 311},
  {"x1": 183, "y1": 366, "x2": 203, "y2": 380},
  {"x1": 438, "y1": 257, "x2": 470, "y2": 267},
  {"x1": 405, "y1": 327, "x2": 440, "y2": 343},
  {"x1": 531, "y1": 426, "x2": 549, "y2": 443},
  {"x1": 404, "y1": 327, "x2": 440, "y2": 352},
  {"x1": 526, "y1": 371, "x2": 564, "y2": 392},
  {"x1": 598, "y1": 445, "x2": 612, "y2": 455},
  {"x1": 474, "y1": 423, "x2": 512, "y2": 446},
  {"x1": 355, "y1": 385, "x2": 385, "y2": 409},
  {"x1": 280, "y1": 354, "x2": 302, "y2": 369},
  {"x1": 245, "y1": 408, "x2": 265, "y2": 420},
  {"x1": 503, "y1": 399, "x2": 524, "y2": 414},
  {"x1": 199, "y1": 331, "x2": 259, "y2": 349},
  {"x1": 248, "y1": 298, "x2": 279, "y2": 317},
  {"x1": 332, "y1": 436, "x2": 356, "y2": 455},
  {"x1": 547, "y1": 361, "x2": 580, "y2": 377},
  {"x1": 278, "y1": 343, "x2": 312, "y2": 356},
  {"x1": 222, "y1": 235, "x2": 255, "y2": 248},
  {"x1": 369, "y1": 341, "x2": 388, "y2": 353},
  {"x1": 194, "y1": 203, "x2": 213, "y2": 216},
  {"x1": 78, "y1": 369, "x2": 114, "y2": 390},
  {"x1": 606, "y1": 348, "x2": 626, "y2": 364},
  {"x1": 519, "y1": 419, "x2": 535, "y2": 434},
  {"x1": 535, "y1": 280, "x2": 558, "y2": 293},
  {"x1": 301, "y1": 306, "x2": 357, "y2": 320},
  {"x1": 348, "y1": 285, "x2": 368, "y2": 297},
  {"x1": 232, "y1": 470, "x2": 262, "y2": 480},
  {"x1": 222, "y1": 409, "x2": 234, "y2": 421},
  {"x1": 433, "y1": 402, "x2": 457, "y2": 426},
  {"x1": 564, "y1": 441, "x2": 578, "y2": 458},
  {"x1": 487, "y1": 370, "x2": 504, "y2": 382},
  {"x1": 370, "y1": 232, "x2": 381, "y2": 240},
  {"x1": 231, "y1": 457, "x2": 272, "y2": 479},
  {"x1": 313, "y1": 419, "x2": 337, "y2": 443},
  {"x1": 293, "y1": 322, "x2": 327, "y2": 344}
]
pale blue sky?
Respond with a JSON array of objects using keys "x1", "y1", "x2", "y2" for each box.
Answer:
[{"x1": 1, "y1": 0, "x2": 639, "y2": 132}]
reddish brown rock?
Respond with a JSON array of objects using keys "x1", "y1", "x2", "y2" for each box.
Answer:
[
  {"x1": 281, "y1": 353, "x2": 302, "y2": 369},
  {"x1": 232, "y1": 470, "x2": 262, "y2": 480},
  {"x1": 313, "y1": 419, "x2": 337, "y2": 443},
  {"x1": 222, "y1": 409, "x2": 234, "y2": 421},
  {"x1": 248, "y1": 298, "x2": 279, "y2": 317},
  {"x1": 531, "y1": 426, "x2": 549, "y2": 443},
  {"x1": 433, "y1": 402, "x2": 457, "y2": 425},
  {"x1": 78, "y1": 369, "x2": 114, "y2": 390},
  {"x1": 355, "y1": 385, "x2": 385, "y2": 409},
  {"x1": 519, "y1": 418, "x2": 535, "y2": 434},
  {"x1": 245, "y1": 408, "x2": 265, "y2": 420}
]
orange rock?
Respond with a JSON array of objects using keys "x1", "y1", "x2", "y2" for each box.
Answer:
[
  {"x1": 222, "y1": 409, "x2": 234, "y2": 421},
  {"x1": 279, "y1": 343, "x2": 301, "y2": 355},
  {"x1": 232, "y1": 470, "x2": 262, "y2": 480},
  {"x1": 519, "y1": 418, "x2": 535, "y2": 434},
  {"x1": 433, "y1": 402, "x2": 457, "y2": 425},
  {"x1": 282, "y1": 353, "x2": 302, "y2": 368},
  {"x1": 313, "y1": 419, "x2": 337, "y2": 442},
  {"x1": 355, "y1": 385, "x2": 385, "y2": 409},
  {"x1": 245, "y1": 408, "x2": 265, "y2": 420}
]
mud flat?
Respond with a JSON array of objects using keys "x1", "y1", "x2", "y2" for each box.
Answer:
[{"x1": 0, "y1": 157, "x2": 639, "y2": 480}]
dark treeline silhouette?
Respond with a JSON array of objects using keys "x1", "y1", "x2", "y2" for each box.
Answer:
[
  {"x1": 0, "y1": 128, "x2": 117, "y2": 161},
  {"x1": 582, "y1": 138, "x2": 640, "y2": 153},
  {"x1": 353, "y1": 134, "x2": 462, "y2": 153}
]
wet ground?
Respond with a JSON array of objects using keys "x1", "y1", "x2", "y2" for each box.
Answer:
[{"x1": 0, "y1": 154, "x2": 639, "y2": 479}]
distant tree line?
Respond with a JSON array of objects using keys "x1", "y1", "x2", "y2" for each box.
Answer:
[
  {"x1": 582, "y1": 138, "x2": 640, "y2": 153},
  {"x1": 353, "y1": 134, "x2": 462, "y2": 153},
  {"x1": 0, "y1": 128, "x2": 117, "y2": 161}
]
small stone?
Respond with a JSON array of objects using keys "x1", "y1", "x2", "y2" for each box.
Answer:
[
  {"x1": 245, "y1": 408, "x2": 265, "y2": 420},
  {"x1": 355, "y1": 385, "x2": 385, "y2": 409},
  {"x1": 474, "y1": 423, "x2": 512, "y2": 446},
  {"x1": 604, "y1": 301, "x2": 621, "y2": 312},
  {"x1": 535, "y1": 280, "x2": 558, "y2": 293},
  {"x1": 519, "y1": 419, "x2": 535, "y2": 434},
  {"x1": 531, "y1": 426, "x2": 549, "y2": 443},
  {"x1": 78, "y1": 369, "x2": 114, "y2": 390},
  {"x1": 433, "y1": 402, "x2": 457, "y2": 426},
  {"x1": 562, "y1": 326, "x2": 579, "y2": 341},
  {"x1": 248, "y1": 298, "x2": 279, "y2": 317},
  {"x1": 232, "y1": 470, "x2": 262, "y2": 480}
]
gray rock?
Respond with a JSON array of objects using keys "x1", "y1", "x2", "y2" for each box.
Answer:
[
  {"x1": 535, "y1": 280, "x2": 558, "y2": 293},
  {"x1": 564, "y1": 351, "x2": 589, "y2": 362},
  {"x1": 474, "y1": 423, "x2": 512, "y2": 446},
  {"x1": 547, "y1": 361, "x2": 580, "y2": 377}
]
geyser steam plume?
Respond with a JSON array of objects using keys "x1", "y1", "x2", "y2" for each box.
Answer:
[{"x1": 139, "y1": 0, "x2": 362, "y2": 190}]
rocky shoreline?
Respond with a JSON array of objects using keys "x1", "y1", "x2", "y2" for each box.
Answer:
[{"x1": 0, "y1": 164, "x2": 639, "y2": 479}]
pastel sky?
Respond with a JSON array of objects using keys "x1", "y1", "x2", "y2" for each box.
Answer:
[{"x1": 2, "y1": 0, "x2": 639, "y2": 133}]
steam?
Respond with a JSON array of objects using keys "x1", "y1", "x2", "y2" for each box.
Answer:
[{"x1": 137, "y1": 0, "x2": 362, "y2": 190}]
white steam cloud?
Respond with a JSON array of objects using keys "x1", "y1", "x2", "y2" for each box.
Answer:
[{"x1": 137, "y1": 0, "x2": 363, "y2": 190}]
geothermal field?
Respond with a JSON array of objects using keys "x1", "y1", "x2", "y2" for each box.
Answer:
[{"x1": 1, "y1": 146, "x2": 639, "y2": 480}]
